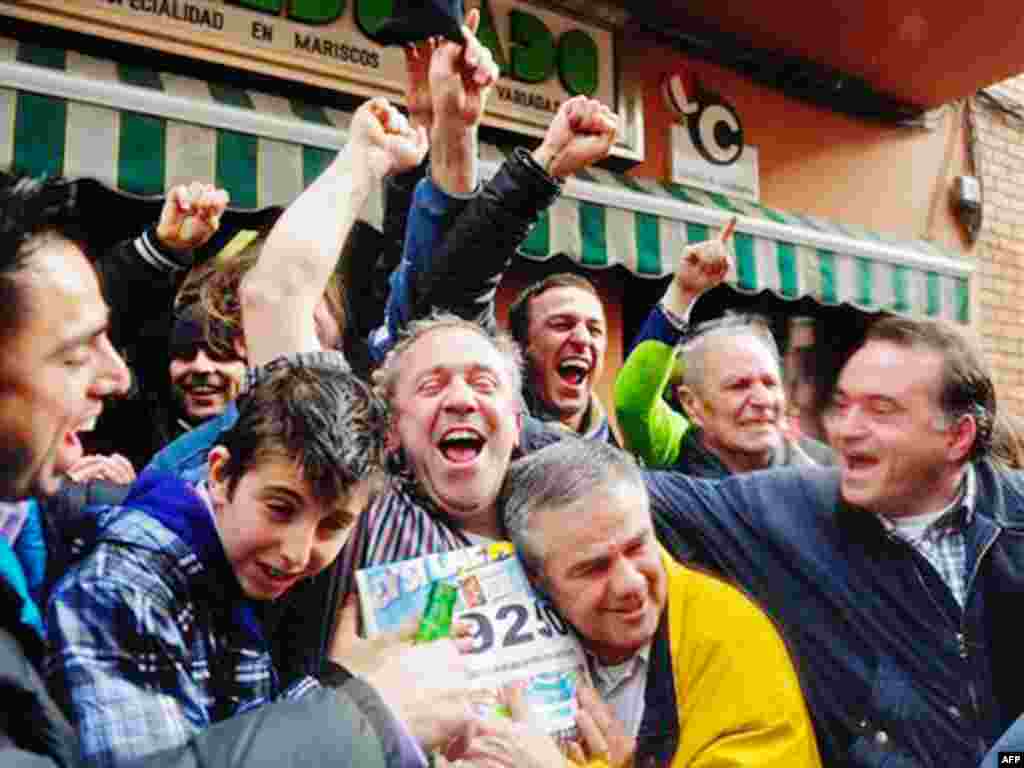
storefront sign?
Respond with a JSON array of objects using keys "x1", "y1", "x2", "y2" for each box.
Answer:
[
  {"x1": 664, "y1": 71, "x2": 759, "y2": 200},
  {"x1": 2, "y1": 0, "x2": 643, "y2": 159}
]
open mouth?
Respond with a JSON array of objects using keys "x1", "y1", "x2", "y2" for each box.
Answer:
[
  {"x1": 186, "y1": 386, "x2": 222, "y2": 397},
  {"x1": 557, "y1": 357, "x2": 591, "y2": 387},
  {"x1": 257, "y1": 563, "x2": 300, "y2": 590},
  {"x1": 437, "y1": 427, "x2": 486, "y2": 464},
  {"x1": 58, "y1": 413, "x2": 100, "y2": 470},
  {"x1": 844, "y1": 454, "x2": 879, "y2": 472}
]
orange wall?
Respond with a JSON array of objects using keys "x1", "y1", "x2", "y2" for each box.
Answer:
[{"x1": 622, "y1": 26, "x2": 973, "y2": 252}]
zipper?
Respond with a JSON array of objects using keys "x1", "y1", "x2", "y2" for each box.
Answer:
[{"x1": 960, "y1": 525, "x2": 1000, "y2": 754}]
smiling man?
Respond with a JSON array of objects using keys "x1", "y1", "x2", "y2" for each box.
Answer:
[
  {"x1": 645, "y1": 315, "x2": 1024, "y2": 768},
  {"x1": 615, "y1": 224, "x2": 831, "y2": 474},
  {"x1": 502, "y1": 439, "x2": 821, "y2": 767},
  {"x1": 0, "y1": 171, "x2": 469, "y2": 768},
  {"x1": 46, "y1": 362, "x2": 394, "y2": 767},
  {"x1": 167, "y1": 302, "x2": 247, "y2": 428},
  {"x1": 507, "y1": 273, "x2": 614, "y2": 442}
]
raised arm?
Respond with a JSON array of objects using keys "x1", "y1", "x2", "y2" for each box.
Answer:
[
  {"x1": 408, "y1": 95, "x2": 617, "y2": 332},
  {"x1": 629, "y1": 218, "x2": 735, "y2": 353},
  {"x1": 242, "y1": 99, "x2": 427, "y2": 369},
  {"x1": 98, "y1": 182, "x2": 228, "y2": 351},
  {"x1": 614, "y1": 339, "x2": 691, "y2": 467}
]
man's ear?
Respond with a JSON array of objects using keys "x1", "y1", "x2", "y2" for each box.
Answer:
[
  {"x1": 232, "y1": 336, "x2": 248, "y2": 362},
  {"x1": 206, "y1": 445, "x2": 232, "y2": 507},
  {"x1": 676, "y1": 385, "x2": 705, "y2": 428},
  {"x1": 384, "y1": 417, "x2": 401, "y2": 455},
  {"x1": 947, "y1": 413, "x2": 978, "y2": 464}
]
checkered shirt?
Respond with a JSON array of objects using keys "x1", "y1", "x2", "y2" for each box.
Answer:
[{"x1": 879, "y1": 466, "x2": 976, "y2": 608}]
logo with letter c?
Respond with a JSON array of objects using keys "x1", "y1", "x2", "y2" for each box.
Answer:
[{"x1": 663, "y1": 72, "x2": 744, "y2": 167}]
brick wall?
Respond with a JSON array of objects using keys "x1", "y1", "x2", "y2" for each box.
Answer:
[{"x1": 973, "y1": 77, "x2": 1024, "y2": 416}]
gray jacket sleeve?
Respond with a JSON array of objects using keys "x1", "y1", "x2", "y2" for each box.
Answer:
[
  {"x1": 2, "y1": 620, "x2": 418, "y2": 768},
  {"x1": 136, "y1": 681, "x2": 420, "y2": 768}
]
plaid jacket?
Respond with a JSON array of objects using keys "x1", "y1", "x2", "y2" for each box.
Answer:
[{"x1": 45, "y1": 471, "x2": 319, "y2": 768}]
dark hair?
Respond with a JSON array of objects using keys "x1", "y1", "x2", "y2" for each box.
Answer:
[
  {"x1": 215, "y1": 363, "x2": 388, "y2": 525},
  {"x1": 507, "y1": 272, "x2": 601, "y2": 348},
  {"x1": 863, "y1": 316, "x2": 996, "y2": 460},
  {"x1": 0, "y1": 173, "x2": 89, "y2": 337}
]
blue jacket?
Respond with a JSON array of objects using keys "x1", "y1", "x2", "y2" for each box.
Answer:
[
  {"x1": 645, "y1": 462, "x2": 1024, "y2": 768},
  {"x1": 146, "y1": 404, "x2": 238, "y2": 485},
  {"x1": 45, "y1": 471, "x2": 320, "y2": 767}
]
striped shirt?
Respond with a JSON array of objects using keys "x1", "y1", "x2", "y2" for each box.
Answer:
[{"x1": 335, "y1": 478, "x2": 476, "y2": 601}]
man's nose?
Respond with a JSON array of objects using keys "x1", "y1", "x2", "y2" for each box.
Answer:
[
  {"x1": 609, "y1": 557, "x2": 646, "y2": 598},
  {"x1": 568, "y1": 323, "x2": 592, "y2": 347},
  {"x1": 279, "y1": 522, "x2": 316, "y2": 572},
  {"x1": 190, "y1": 349, "x2": 217, "y2": 373},
  {"x1": 442, "y1": 377, "x2": 477, "y2": 412},
  {"x1": 830, "y1": 403, "x2": 869, "y2": 440},
  {"x1": 92, "y1": 335, "x2": 131, "y2": 398}
]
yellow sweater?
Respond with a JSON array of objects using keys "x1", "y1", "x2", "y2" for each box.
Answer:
[{"x1": 576, "y1": 554, "x2": 821, "y2": 768}]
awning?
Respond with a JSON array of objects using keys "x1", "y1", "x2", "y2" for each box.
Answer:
[
  {"x1": 0, "y1": 36, "x2": 378, "y2": 220},
  {"x1": 2, "y1": 36, "x2": 972, "y2": 324},
  {"x1": 495, "y1": 160, "x2": 973, "y2": 325}
]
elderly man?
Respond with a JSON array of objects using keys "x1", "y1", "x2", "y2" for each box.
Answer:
[
  {"x1": 501, "y1": 439, "x2": 821, "y2": 767},
  {"x1": 615, "y1": 222, "x2": 830, "y2": 473},
  {"x1": 645, "y1": 315, "x2": 1024, "y2": 767}
]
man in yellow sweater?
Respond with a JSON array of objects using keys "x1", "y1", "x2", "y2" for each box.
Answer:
[{"x1": 501, "y1": 439, "x2": 821, "y2": 768}]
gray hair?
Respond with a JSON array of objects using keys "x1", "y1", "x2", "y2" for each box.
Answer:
[
  {"x1": 679, "y1": 314, "x2": 781, "y2": 395},
  {"x1": 501, "y1": 439, "x2": 645, "y2": 574},
  {"x1": 372, "y1": 310, "x2": 524, "y2": 408}
]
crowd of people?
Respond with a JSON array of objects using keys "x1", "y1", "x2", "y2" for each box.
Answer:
[{"x1": 3, "y1": 11, "x2": 1024, "y2": 768}]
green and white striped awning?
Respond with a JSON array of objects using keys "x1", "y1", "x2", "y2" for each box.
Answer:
[
  {"x1": 0, "y1": 37, "x2": 379, "y2": 220},
  {"x1": 1, "y1": 37, "x2": 971, "y2": 324},
  {"x1": 500, "y1": 161, "x2": 972, "y2": 324}
]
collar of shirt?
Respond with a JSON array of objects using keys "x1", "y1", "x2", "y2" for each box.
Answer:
[
  {"x1": 877, "y1": 464, "x2": 976, "y2": 542},
  {"x1": 586, "y1": 644, "x2": 651, "y2": 697}
]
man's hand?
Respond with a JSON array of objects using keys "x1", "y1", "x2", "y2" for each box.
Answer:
[
  {"x1": 65, "y1": 453, "x2": 136, "y2": 486},
  {"x1": 331, "y1": 596, "x2": 478, "y2": 752},
  {"x1": 329, "y1": 594, "x2": 419, "y2": 676},
  {"x1": 348, "y1": 97, "x2": 429, "y2": 181},
  {"x1": 404, "y1": 38, "x2": 439, "y2": 134},
  {"x1": 569, "y1": 681, "x2": 635, "y2": 768},
  {"x1": 429, "y1": 8, "x2": 499, "y2": 130},
  {"x1": 428, "y1": 8, "x2": 498, "y2": 193},
  {"x1": 533, "y1": 95, "x2": 618, "y2": 179},
  {"x1": 663, "y1": 216, "x2": 736, "y2": 317},
  {"x1": 449, "y1": 683, "x2": 567, "y2": 768},
  {"x1": 155, "y1": 182, "x2": 229, "y2": 253}
]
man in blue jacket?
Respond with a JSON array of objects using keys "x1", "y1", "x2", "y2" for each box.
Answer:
[{"x1": 644, "y1": 315, "x2": 1024, "y2": 768}]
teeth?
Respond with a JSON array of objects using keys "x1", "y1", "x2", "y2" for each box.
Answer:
[
  {"x1": 78, "y1": 416, "x2": 98, "y2": 433},
  {"x1": 444, "y1": 429, "x2": 480, "y2": 442}
]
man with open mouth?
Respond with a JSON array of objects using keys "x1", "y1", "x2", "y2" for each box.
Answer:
[
  {"x1": 507, "y1": 272, "x2": 617, "y2": 443},
  {"x1": 644, "y1": 315, "x2": 1024, "y2": 768}
]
